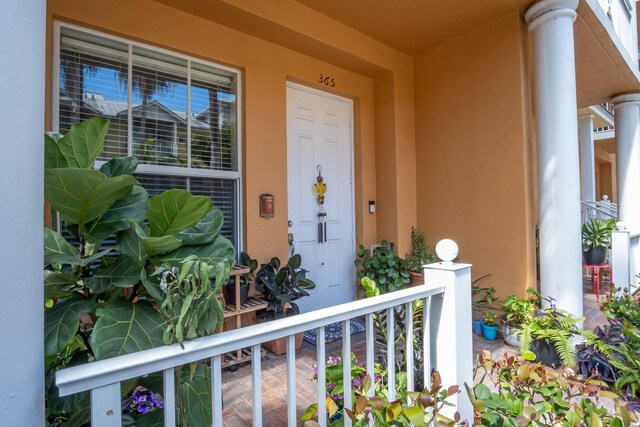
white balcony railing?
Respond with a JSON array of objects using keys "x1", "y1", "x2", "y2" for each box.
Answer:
[{"x1": 55, "y1": 259, "x2": 473, "y2": 426}]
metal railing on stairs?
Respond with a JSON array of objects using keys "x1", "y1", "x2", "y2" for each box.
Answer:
[{"x1": 581, "y1": 197, "x2": 618, "y2": 224}]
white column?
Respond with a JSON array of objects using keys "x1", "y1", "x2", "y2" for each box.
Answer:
[
  {"x1": 611, "y1": 93, "x2": 640, "y2": 233},
  {"x1": 526, "y1": 0, "x2": 583, "y2": 318},
  {"x1": 424, "y1": 257, "x2": 473, "y2": 422},
  {"x1": 0, "y1": 1, "x2": 45, "y2": 426},
  {"x1": 579, "y1": 114, "x2": 596, "y2": 202}
]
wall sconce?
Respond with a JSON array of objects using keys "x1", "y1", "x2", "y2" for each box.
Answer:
[
  {"x1": 369, "y1": 201, "x2": 376, "y2": 213},
  {"x1": 260, "y1": 194, "x2": 274, "y2": 218}
]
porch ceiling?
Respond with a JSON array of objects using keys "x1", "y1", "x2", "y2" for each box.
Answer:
[
  {"x1": 574, "y1": 0, "x2": 640, "y2": 107},
  {"x1": 291, "y1": 0, "x2": 533, "y2": 54},
  {"x1": 154, "y1": 0, "x2": 640, "y2": 105}
]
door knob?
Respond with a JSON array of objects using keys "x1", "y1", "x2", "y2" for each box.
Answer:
[{"x1": 288, "y1": 220, "x2": 293, "y2": 227}]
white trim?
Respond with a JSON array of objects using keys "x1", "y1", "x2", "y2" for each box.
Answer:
[
  {"x1": 187, "y1": 60, "x2": 192, "y2": 168},
  {"x1": 94, "y1": 160, "x2": 241, "y2": 180},
  {"x1": 594, "y1": 129, "x2": 616, "y2": 140},
  {"x1": 127, "y1": 44, "x2": 133, "y2": 157},
  {"x1": 235, "y1": 74, "x2": 244, "y2": 251},
  {"x1": 57, "y1": 21, "x2": 238, "y2": 78},
  {"x1": 52, "y1": 23, "x2": 61, "y2": 133}
]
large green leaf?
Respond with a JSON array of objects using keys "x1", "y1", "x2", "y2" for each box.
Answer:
[
  {"x1": 44, "y1": 228, "x2": 78, "y2": 264},
  {"x1": 44, "y1": 228, "x2": 113, "y2": 266},
  {"x1": 84, "y1": 185, "x2": 148, "y2": 244},
  {"x1": 175, "y1": 208, "x2": 224, "y2": 245},
  {"x1": 44, "y1": 270, "x2": 80, "y2": 299},
  {"x1": 45, "y1": 168, "x2": 135, "y2": 229},
  {"x1": 44, "y1": 133, "x2": 68, "y2": 169},
  {"x1": 92, "y1": 300, "x2": 165, "y2": 359},
  {"x1": 63, "y1": 402, "x2": 91, "y2": 427},
  {"x1": 99, "y1": 156, "x2": 139, "y2": 177},
  {"x1": 148, "y1": 190, "x2": 212, "y2": 237},
  {"x1": 117, "y1": 222, "x2": 149, "y2": 266},
  {"x1": 89, "y1": 255, "x2": 141, "y2": 293},
  {"x1": 142, "y1": 235, "x2": 183, "y2": 256},
  {"x1": 56, "y1": 117, "x2": 109, "y2": 168},
  {"x1": 156, "y1": 234, "x2": 235, "y2": 268},
  {"x1": 178, "y1": 364, "x2": 212, "y2": 427},
  {"x1": 44, "y1": 298, "x2": 96, "y2": 357}
]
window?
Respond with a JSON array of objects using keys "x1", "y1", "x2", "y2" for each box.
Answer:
[{"x1": 54, "y1": 23, "x2": 242, "y2": 248}]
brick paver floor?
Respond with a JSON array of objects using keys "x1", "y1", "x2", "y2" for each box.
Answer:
[{"x1": 220, "y1": 278, "x2": 611, "y2": 426}]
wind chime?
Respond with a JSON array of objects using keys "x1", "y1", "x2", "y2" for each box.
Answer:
[{"x1": 314, "y1": 165, "x2": 327, "y2": 243}]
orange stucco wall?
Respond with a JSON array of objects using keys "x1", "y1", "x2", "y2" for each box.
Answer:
[
  {"x1": 46, "y1": 0, "x2": 419, "y2": 268},
  {"x1": 414, "y1": 13, "x2": 536, "y2": 298}
]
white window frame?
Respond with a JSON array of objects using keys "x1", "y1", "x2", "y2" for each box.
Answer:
[{"x1": 52, "y1": 21, "x2": 243, "y2": 251}]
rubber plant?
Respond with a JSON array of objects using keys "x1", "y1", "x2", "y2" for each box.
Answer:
[{"x1": 44, "y1": 117, "x2": 235, "y2": 427}]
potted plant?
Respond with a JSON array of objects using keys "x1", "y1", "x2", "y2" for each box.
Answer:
[
  {"x1": 224, "y1": 252, "x2": 258, "y2": 306},
  {"x1": 43, "y1": 118, "x2": 235, "y2": 426},
  {"x1": 355, "y1": 240, "x2": 410, "y2": 293},
  {"x1": 499, "y1": 287, "x2": 540, "y2": 347},
  {"x1": 255, "y1": 254, "x2": 316, "y2": 355},
  {"x1": 482, "y1": 312, "x2": 499, "y2": 341},
  {"x1": 471, "y1": 274, "x2": 498, "y2": 335},
  {"x1": 518, "y1": 300, "x2": 583, "y2": 368},
  {"x1": 582, "y1": 217, "x2": 616, "y2": 265},
  {"x1": 405, "y1": 227, "x2": 436, "y2": 286}
]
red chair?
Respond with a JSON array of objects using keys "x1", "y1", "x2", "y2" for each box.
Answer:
[{"x1": 583, "y1": 263, "x2": 612, "y2": 300}]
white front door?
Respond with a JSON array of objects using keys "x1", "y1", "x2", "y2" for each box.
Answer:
[{"x1": 286, "y1": 83, "x2": 355, "y2": 312}]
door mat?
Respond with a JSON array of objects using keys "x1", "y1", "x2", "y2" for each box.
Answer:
[{"x1": 303, "y1": 319, "x2": 366, "y2": 346}]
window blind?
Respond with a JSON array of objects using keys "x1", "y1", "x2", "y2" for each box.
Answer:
[{"x1": 57, "y1": 24, "x2": 242, "y2": 250}]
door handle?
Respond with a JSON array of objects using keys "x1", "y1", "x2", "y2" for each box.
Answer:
[{"x1": 288, "y1": 233, "x2": 295, "y2": 257}]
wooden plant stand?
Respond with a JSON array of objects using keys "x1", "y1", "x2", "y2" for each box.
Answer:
[{"x1": 221, "y1": 265, "x2": 267, "y2": 369}]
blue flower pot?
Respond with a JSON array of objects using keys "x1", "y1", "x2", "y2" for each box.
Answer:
[
  {"x1": 482, "y1": 323, "x2": 498, "y2": 341},
  {"x1": 472, "y1": 318, "x2": 483, "y2": 335}
]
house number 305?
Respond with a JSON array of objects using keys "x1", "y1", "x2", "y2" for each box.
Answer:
[{"x1": 318, "y1": 74, "x2": 336, "y2": 87}]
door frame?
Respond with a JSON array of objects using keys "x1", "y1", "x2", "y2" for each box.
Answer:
[{"x1": 285, "y1": 81, "x2": 357, "y2": 300}]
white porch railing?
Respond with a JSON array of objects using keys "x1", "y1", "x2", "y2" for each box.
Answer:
[
  {"x1": 56, "y1": 261, "x2": 473, "y2": 426},
  {"x1": 581, "y1": 197, "x2": 618, "y2": 224}
]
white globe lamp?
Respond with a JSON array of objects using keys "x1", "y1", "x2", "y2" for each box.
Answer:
[{"x1": 435, "y1": 239, "x2": 458, "y2": 265}]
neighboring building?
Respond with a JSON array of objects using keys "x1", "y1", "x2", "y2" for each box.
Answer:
[{"x1": 2, "y1": 0, "x2": 640, "y2": 423}]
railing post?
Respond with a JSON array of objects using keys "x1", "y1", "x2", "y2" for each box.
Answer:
[
  {"x1": 90, "y1": 383, "x2": 122, "y2": 427},
  {"x1": 612, "y1": 222, "x2": 631, "y2": 295},
  {"x1": 423, "y1": 239, "x2": 473, "y2": 422}
]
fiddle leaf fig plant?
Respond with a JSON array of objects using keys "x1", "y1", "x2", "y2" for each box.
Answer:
[{"x1": 44, "y1": 117, "x2": 235, "y2": 427}]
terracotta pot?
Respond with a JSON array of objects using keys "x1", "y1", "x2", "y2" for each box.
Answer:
[
  {"x1": 408, "y1": 271, "x2": 424, "y2": 287},
  {"x1": 263, "y1": 332, "x2": 304, "y2": 356}
]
